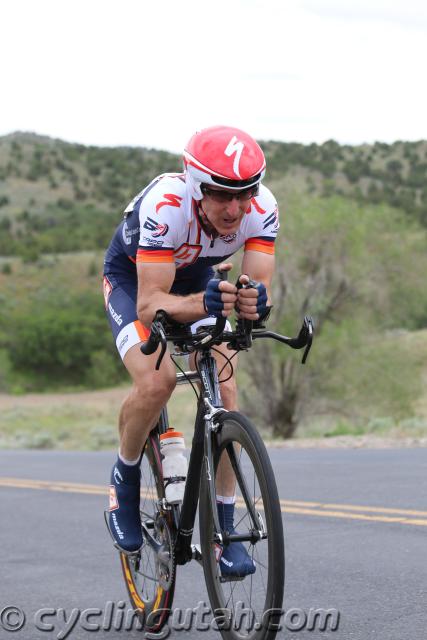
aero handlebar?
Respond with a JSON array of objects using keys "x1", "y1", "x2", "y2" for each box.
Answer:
[{"x1": 140, "y1": 269, "x2": 314, "y2": 369}]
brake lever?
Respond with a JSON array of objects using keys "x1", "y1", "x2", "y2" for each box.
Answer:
[
  {"x1": 301, "y1": 316, "x2": 314, "y2": 364},
  {"x1": 155, "y1": 325, "x2": 167, "y2": 370},
  {"x1": 234, "y1": 275, "x2": 254, "y2": 348},
  {"x1": 193, "y1": 268, "x2": 228, "y2": 348}
]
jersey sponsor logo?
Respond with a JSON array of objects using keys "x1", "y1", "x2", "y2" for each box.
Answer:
[
  {"x1": 103, "y1": 276, "x2": 113, "y2": 308},
  {"x1": 250, "y1": 198, "x2": 267, "y2": 215},
  {"x1": 118, "y1": 334, "x2": 129, "y2": 354},
  {"x1": 143, "y1": 217, "x2": 169, "y2": 237},
  {"x1": 219, "y1": 233, "x2": 237, "y2": 244},
  {"x1": 263, "y1": 209, "x2": 279, "y2": 231},
  {"x1": 155, "y1": 193, "x2": 183, "y2": 213},
  {"x1": 152, "y1": 223, "x2": 169, "y2": 237},
  {"x1": 174, "y1": 243, "x2": 202, "y2": 269},
  {"x1": 108, "y1": 303, "x2": 123, "y2": 326},
  {"x1": 122, "y1": 222, "x2": 140, "y2": 246},
  {"x1": 142, "y1": 236, "x2": 165, "y2": 247},
  {"x1": 224, "y1": 135, "x2": 244, "y2": 178},
  {"x1": 143, "y1": 216, "x2": 160, "y2": 232}
]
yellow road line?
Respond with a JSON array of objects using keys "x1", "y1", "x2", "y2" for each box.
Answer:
[
  {"x1": 280, "y1": 499, "x2": 427, "y2": 518},
  {"x1": 282, "y1": 506, "x2": 427, "y2": 527},
  {"x1": 1, "y1": 477, "x2": 426, "y2": 527},
  {"x1": 0, "y1": 477, "x2": 107, "y2": 495}
]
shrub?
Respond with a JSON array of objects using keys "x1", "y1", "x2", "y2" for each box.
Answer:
[
  {"x1": 6, "y1": 290, "x2": 121, "y2": 387},
  {"x1": 1, "y1": 263, "x2": 12, "y2": 275}
]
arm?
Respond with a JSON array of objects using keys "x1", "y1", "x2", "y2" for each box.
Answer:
[
  {"x1": 241, "y1": 250, "x2": 275, "y2": 303},
  {"x1": 136, "y1": 262, "x2": 206, "y2": 325}
]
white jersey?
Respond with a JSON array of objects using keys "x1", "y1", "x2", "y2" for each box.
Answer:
[{"x1": 129, "y1": 173, "x2": 279, "y2": 276}]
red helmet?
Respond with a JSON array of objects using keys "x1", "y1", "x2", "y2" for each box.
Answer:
[{"x1": 184, "y1": 125, "x2": 266, "y2": 194}]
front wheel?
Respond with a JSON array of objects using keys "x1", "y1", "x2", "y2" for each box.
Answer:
[{"x1": 199, "y1": 412, "x2": 285, "y2": 640}]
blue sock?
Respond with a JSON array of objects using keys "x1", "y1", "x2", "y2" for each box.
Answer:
[
  {"x1": 113, "y1": 456, "x2": 140, "y2": 485},
  {"x1": 217, "y1": 502, "x2": 235, "y2": 532}
]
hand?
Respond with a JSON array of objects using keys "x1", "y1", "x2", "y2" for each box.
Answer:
[
  {"x1": 236, "y1": 275, "x2": 268, "y2": 320},
  {"x1": 203, "y1": 263, "x2": 238, "y2": 318}
]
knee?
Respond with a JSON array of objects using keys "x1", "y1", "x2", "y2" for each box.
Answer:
[
  {"x1": 133, "y1": 371, "x2": 176, "y2": 408},
  {"x1": 220, "y1": 375, "x2": 237, "y2": 410}
]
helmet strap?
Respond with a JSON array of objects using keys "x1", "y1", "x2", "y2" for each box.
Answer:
[{"x1": 198, "y1": 202, "x2": 218, "y2": 244}]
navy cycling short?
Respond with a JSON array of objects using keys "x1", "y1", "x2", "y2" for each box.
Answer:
[{"x1": 103, "y1": 269, "x2": 214, "y2": 360}]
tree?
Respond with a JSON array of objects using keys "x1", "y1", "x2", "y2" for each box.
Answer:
[{"x1": 240, "y1": 195, "x2": 427, "y2": 438}]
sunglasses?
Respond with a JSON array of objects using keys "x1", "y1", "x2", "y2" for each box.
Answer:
[{"x1": 201, "y1": 184, "x2": 259, "y2": 203}]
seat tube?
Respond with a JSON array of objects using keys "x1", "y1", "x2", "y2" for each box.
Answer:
[{"x1": 157, "y1": 405, "x2": 169, "y2": 435}]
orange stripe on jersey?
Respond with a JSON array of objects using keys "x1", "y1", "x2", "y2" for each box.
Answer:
[
  {"x1": 133, "y1": 320, "x2": 150, "y2": 342},
  {"x1": 136, "y1": 249, "x2": 174, "y2": 263},
  {"x1": 244, "y1": 239, "x2": 275, "y2": 255}
]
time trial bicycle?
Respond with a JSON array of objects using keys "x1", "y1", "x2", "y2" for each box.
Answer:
[{"x1": 106, "y1": 270, "x2": 313, "y2": 640}]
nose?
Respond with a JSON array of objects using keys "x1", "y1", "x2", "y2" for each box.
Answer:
[{"x1": 225, "y1": 197, "x2": 240, "y2": 215}]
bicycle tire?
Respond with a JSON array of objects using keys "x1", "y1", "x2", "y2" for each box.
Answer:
[
  {"x1": 199, "y1": 411, "x2": 285, "y2": 640},
  {"x1": 120, "y1": 430, "x2": 176, "y2": 633}
]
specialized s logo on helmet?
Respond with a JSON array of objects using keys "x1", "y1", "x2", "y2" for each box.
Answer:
[{"x1": 224, "y1": 136, "x2": 244, "y2": 179}]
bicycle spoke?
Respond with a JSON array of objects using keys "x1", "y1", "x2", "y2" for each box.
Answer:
[{"x1": 135, "y1": 570, "x2": 159, "y2": 583}]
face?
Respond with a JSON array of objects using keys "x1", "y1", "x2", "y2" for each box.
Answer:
[{"x1": 199, "y1": 186, "x2": 256, "y2": 236}]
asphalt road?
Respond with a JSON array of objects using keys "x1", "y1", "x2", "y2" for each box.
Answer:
[{"x1": 0, "y1": 448, "x2": 426, "y2": 640}]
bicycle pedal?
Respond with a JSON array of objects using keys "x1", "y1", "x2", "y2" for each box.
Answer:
[{"x1": 220, "y1": 575, "x2": 245, "y2": 582}]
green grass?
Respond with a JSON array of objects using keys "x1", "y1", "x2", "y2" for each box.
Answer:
[
  {"x1": 2, "y1": 382, "x2": 427, "y2": 450},
  {"x1": 295, "y1": 415, "x2": 427, "y2": 440},
  {"x1": 0, "y1": 385, "x2": 198, "y2": 450}
]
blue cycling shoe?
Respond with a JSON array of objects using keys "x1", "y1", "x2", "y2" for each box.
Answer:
[
  {"x1": 108, "y1": 457, "x2": 143, "y2": 553},
  {"x1": 217, "y1": 502, "x2": 256, "y2": 578}
]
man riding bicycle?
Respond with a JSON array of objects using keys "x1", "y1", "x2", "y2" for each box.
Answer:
[{"x1": 103, "y1": 125, "x2": 279, "y2": 577}]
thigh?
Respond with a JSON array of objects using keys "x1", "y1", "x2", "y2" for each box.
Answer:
[
  {"x1": 103, "y1": 274, "x2": 176, "y2": 392},
  {"x1": 103, "y1": 274, "x2": 150, "y2": 361},
  {"x1": 214, "y1": 341, "x2": 238, "y2": 410}
]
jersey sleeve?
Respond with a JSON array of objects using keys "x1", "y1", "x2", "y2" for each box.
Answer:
[
  {"x1": 243, "y1": 186, "x2": 280, "y2": 255},
  {"x1": 136, "y1": 179, "x2": 184, "y2": 265}
]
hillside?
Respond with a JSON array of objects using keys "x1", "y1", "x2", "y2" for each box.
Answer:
[
  {"x1": 1, "y1": 132, "x2": 426, "y2": 440},
  {"x1": 0, "y1": 133, "x2": 426, "y2": 260}
]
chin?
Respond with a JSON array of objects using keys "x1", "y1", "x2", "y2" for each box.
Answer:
[{"x1": 219, "y1": 224, "x2": 239, "y2": 235}]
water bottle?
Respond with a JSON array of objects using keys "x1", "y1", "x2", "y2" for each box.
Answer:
[{"x1": 160, "y1": 429, "x2": 187, "y2": 504}]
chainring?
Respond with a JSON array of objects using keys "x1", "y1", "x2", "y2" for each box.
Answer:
[{"x1": 154, "y1": 515, "x2": 175, "y2": 591}]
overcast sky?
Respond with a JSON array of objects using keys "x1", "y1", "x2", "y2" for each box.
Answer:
[{"x1": 1, "y1": 0, "x2": 426, "y2": 152}]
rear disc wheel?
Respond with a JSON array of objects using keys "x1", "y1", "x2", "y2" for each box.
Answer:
[{"x1": 120, "y1": 431, "x2": 176, "y2": 633}]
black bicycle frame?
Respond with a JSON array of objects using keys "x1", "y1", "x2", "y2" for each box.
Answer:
[
  {"x1": 171, "y1": 350, "x2": 223, "y2": 564},
  {"x1": 153, "y1": 346, "x2": 266, "y2": 565}
]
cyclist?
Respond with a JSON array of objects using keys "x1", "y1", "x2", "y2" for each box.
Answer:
[{"x1": 104, "y1": 125, "x2": 279, "y2": 576}]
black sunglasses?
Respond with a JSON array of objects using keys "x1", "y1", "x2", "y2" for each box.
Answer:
[{"x1": 201, "y1": 184, "x2": 259, "y2": 203}]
